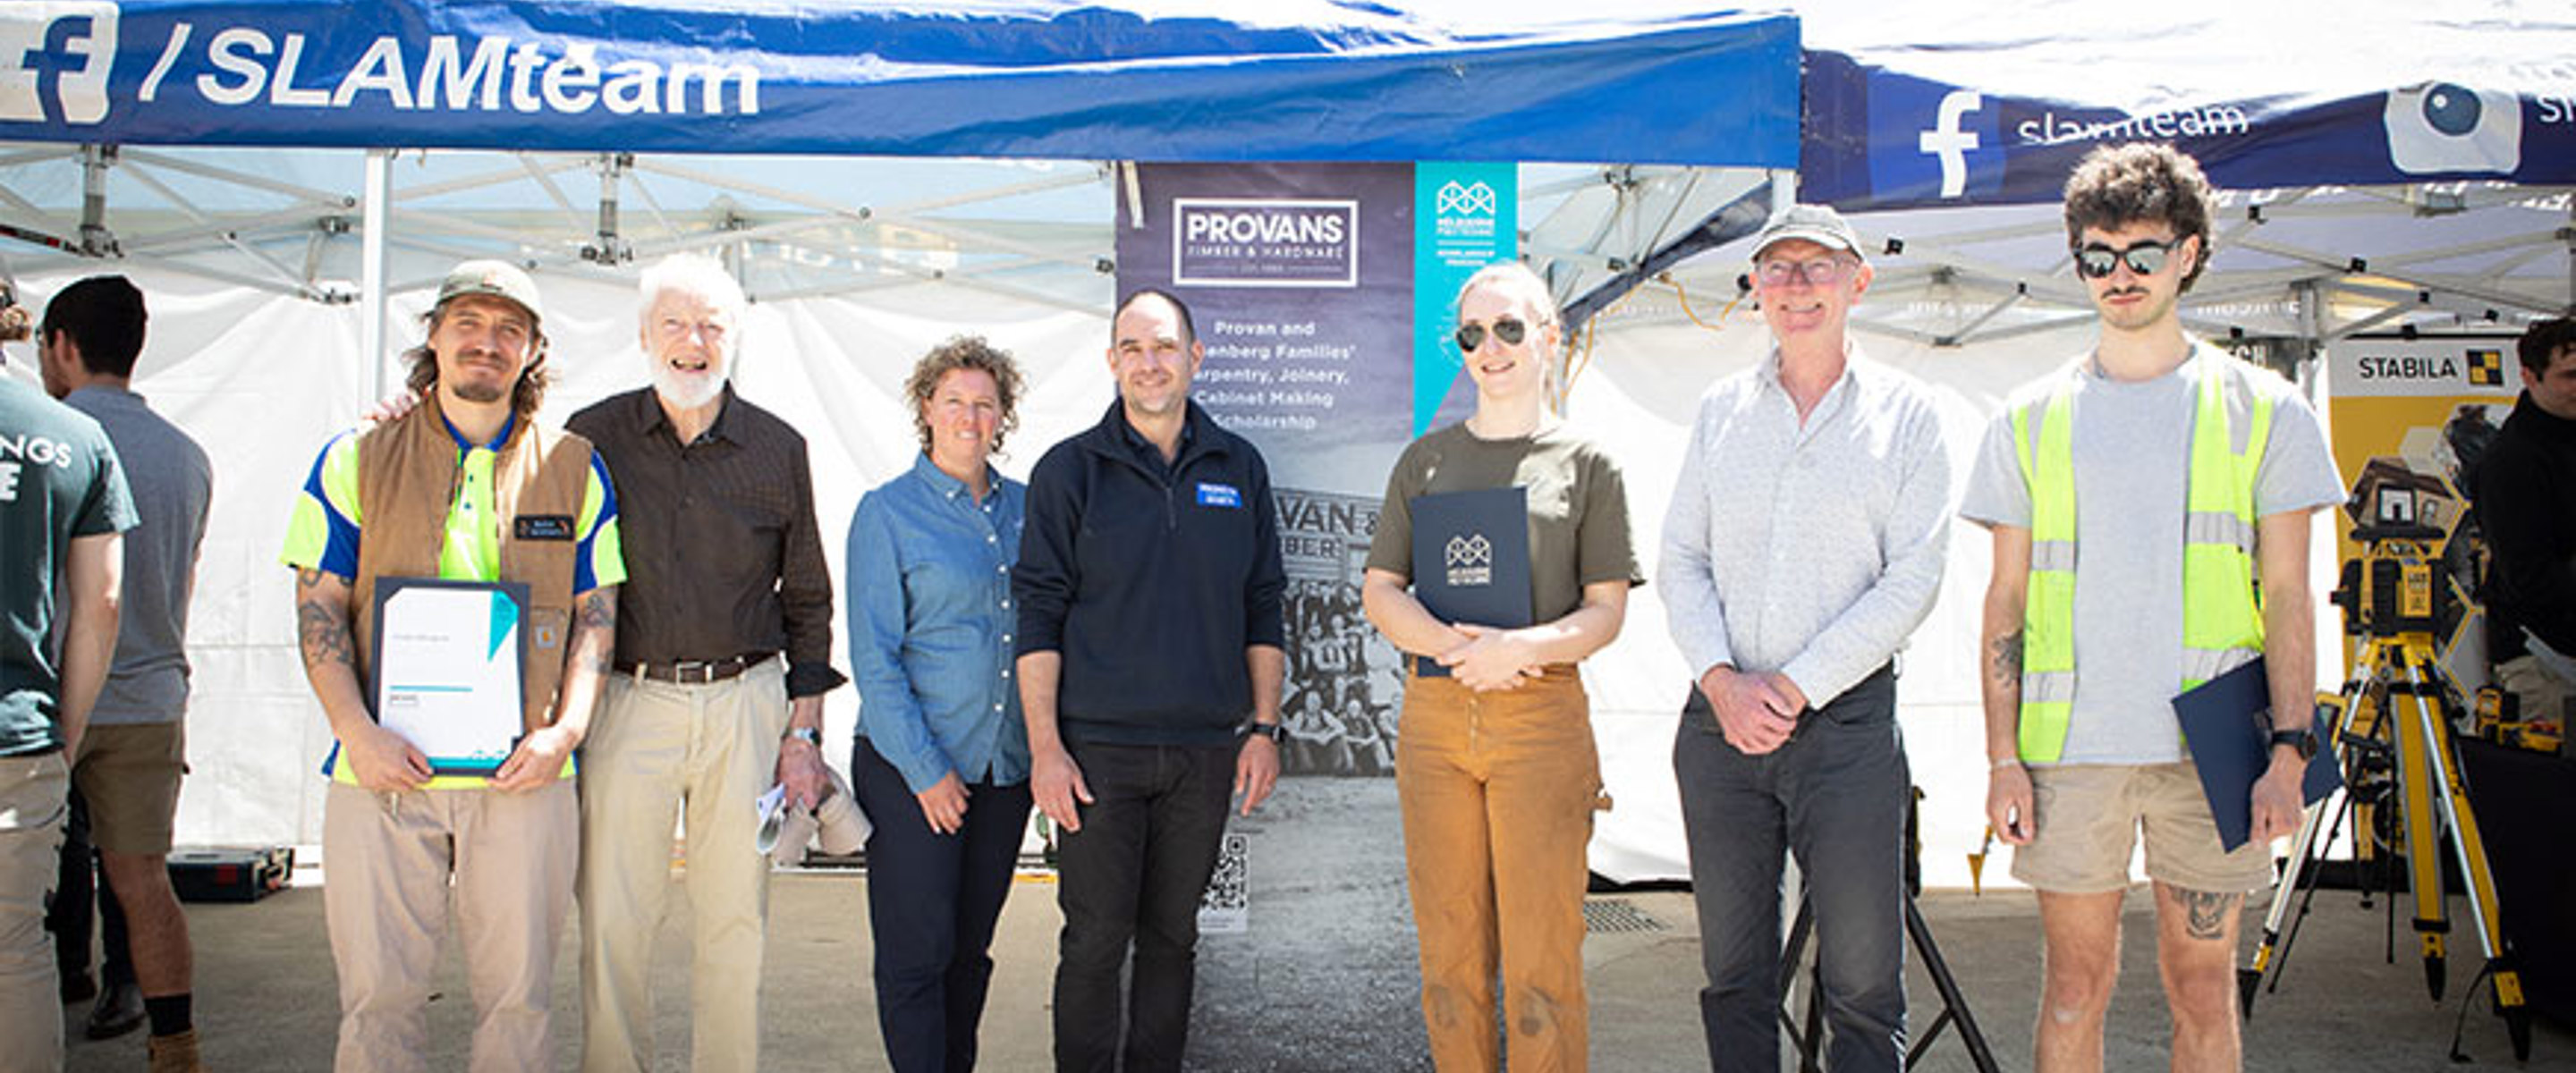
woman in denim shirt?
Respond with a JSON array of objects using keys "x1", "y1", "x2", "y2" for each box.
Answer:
[{"x1": 847, "y1": 337, "x2": 1033, "y2": 1072}]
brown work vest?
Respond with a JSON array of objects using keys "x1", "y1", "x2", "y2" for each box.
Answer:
[{"x1": 350, "y1": 394, "x2": 595, "y2": 736}]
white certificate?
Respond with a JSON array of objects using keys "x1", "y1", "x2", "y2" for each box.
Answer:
[{"x1": 371, "y1": 579, "x2": 530, "y2": 774}]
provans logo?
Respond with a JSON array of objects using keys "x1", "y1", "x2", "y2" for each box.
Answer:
[
  {"x1": 0, "y1": 3, "x2": 118, "y2": 125},
  {"x1": 1173, "y1": 199, "x2": 1359, "y2": 289},
  {"x1": 0, "y1": 4, "x2": 761, "y2": 123}
]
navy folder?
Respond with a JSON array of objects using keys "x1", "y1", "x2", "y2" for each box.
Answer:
[
  {"x1": 2172, "y1": 656, "x2": 2343, "y2": 852},
  {"x1": 1407, "y1": 486, "x2": 1533, "y2": 678}
]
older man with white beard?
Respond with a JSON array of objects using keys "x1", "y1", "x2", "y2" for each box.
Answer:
[{"x1": 565, "y1": 254, "x2": 843, "y2": 1073}]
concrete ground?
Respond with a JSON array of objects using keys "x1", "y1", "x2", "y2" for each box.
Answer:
[{"x1": 61, "y1": 778, "x2": 2575, "y2": 1071}]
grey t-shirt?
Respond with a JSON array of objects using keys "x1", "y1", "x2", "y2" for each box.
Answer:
[
  {"x1": 66, "y1": 387, "x2": 212, "y2": 726},
  {"x1": 1960, "y1": 351, "x2": 2344, "y2": 765}
]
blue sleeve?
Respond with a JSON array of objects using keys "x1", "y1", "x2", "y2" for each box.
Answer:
[
  {"x1": 848, "y1": 490, "x2": 953, "y2": 793},
  {"x1": 572, "y1": 451, "x2": 623, "y2": 595},
  {"x1": 1243, "y1": 449, "x2": 1287, "y2": 649},
  {"x1": 1011, "y1": 445, "x2": 1081, "y2": 656}
]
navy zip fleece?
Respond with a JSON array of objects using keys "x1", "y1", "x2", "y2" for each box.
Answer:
[{"x1": 1013, "y1": 400, "x2": 1287, "y2": 746}]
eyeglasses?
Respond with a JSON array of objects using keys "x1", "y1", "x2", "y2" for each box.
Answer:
[
  {"x1": 1454, "y1": 317, "x2": 1530, "y2": 352},
  {"x1": 1753, "y1": 257, "x2": 1857, "y2": 289},
  {"x1": 2072, "y1": 240, "x2": 2179, "y2": 280}
]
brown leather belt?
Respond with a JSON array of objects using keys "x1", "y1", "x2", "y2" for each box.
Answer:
[{"x1": 618, "y1": 653, "x2": 772, "y2": 685}]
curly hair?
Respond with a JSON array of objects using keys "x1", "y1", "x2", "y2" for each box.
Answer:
[
  {"x1": 906, "y1": 334, "x2": 1026, "y2": 456},
  {"x1": 402, "y1": 298, "x2": 551, "y2": 417},
  {"x1": 2063, "y1": 142, "x2": 2220, "y2": 292}
]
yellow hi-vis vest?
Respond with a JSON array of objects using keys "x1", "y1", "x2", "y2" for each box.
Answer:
[{"x1": 2012, "y1": 344, "x2": 2275, "y2": 763}]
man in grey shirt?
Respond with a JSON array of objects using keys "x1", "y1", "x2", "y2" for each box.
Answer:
[
  {"x1": 1963, "y1": 145, "x2": 2342, "y2": 1073},
  {"x1": 41, "y1": 276, "x2": 214, "y2": 1071},
  {"x1": 1662, "y1": 205, "x2": 1951, "y2": 1071}
]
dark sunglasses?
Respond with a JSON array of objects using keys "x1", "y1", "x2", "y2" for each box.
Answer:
[
  {"x1": 2072, "y1": 240, "x2": 2179, "y2": 280},
  {"x1": 1454, "y1": 317, "x2": 1529, "y2": 352}
]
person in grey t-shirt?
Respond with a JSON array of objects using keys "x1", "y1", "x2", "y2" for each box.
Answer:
[
  {"x1": 1961, "y1": 145, "x2": 2342, "y2": 1073},
  {"x1": 1663, "y1": 204, "x2": 1950, "y2": 1072},
  {"x1": 40, "y1": 275, "x2": 213, "y2": 1070}
]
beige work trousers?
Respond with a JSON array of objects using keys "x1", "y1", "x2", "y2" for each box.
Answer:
[
  {"x1": 1397, "y1": 667, "x2": 1602, "y2": 1073},
  {"x1": 322, "y1": 778, "x2": 579, "y2": 1073},
  {"x1": 577, "y1": 660, "x2": 786, "y2": 1073},
  {"x1": 0, "y1": 753, "x2": 69, "y2": 1073}
]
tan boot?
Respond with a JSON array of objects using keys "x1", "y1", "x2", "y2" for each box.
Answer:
[{"x1": 148, "y1": 1028, "x2": 205, "y2": 1073}]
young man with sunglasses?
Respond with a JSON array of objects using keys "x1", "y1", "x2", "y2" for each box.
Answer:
[
  {"x1": 1962, "y1": 143, "x2": 2342, "y2": 1072},
  {"x1": 1663, "y1": 204, "x2": 1951, "y2": 1070}
]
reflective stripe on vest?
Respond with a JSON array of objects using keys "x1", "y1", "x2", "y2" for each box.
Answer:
[{"x1": 2012, "y1": 346, "x2": 2275, "y2": 764}]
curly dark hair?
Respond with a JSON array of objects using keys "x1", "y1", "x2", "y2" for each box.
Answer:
[
  {"x1": 2063, "y1": 142, "x2": 2220, "y2": 292},
  {"x1": 402, "y1": 298, "x2": 550, "y2": 417},
  {"x1": 2517, "y1": 317, "x2": 2576, "y2": 375},
  {"x1": 906, "y1": 334, "x2": 1026, "y2": 456}
]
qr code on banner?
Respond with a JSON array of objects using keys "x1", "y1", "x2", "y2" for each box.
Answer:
[{"x1": 1198, "y1": 833, "x2": 1250, "y2": 934}]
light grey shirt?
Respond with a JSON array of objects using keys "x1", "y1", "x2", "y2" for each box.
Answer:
[
  {"x1": 65, "y1": 386, "x2": 212, "y2": 726},
  {"x1": 1959, "y1": 350, "x2": 2343, "y2": 764},
  {"x1": 1660, "y1": 346, "x2": 1952, "y2": 706}
]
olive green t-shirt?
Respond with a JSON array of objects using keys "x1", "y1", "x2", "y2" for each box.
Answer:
[{"x1": 1366, "y1": 420, "x2": 1640, "y2": 624}]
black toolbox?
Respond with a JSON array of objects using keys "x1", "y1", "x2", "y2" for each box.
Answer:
[{"x1": 166, "y1": 846, "x2": 293, "y2": 903}]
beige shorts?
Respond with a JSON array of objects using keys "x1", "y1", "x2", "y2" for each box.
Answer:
[
  {"x1": 2010, "y1": 761, "x2": 2275, "y2": 894},
  {"x1": 71, "y1": 722, "x2": 185, "y2": 856}
]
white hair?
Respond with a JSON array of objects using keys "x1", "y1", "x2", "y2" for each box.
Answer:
[{"x1": 636, "y1": 253, "x2": 747, "y2": 332}]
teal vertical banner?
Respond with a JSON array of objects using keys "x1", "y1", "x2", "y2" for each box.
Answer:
[{"x1": 1412, "y1": 162, "x2": 1518, "y2": 436}]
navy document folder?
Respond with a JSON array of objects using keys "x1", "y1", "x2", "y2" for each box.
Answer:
[
  {"x1": 1407, "y1": 486, "x2": 1533, "y2": 678},
  {"x1": 2172, "y1": 656, "x2": 2343, "y2": 852}
]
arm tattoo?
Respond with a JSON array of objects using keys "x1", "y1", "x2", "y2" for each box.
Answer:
[
  {"x1": 1988, "y1": 629, "x2": 2024, "y2": 690},
  {"x1": 574, "y1": 588, "x2": 617, "y2": 674},
  {"x1": 296, "y1": 596, "x2": 354, "y2": 670},
  {"x1": 2171, "y1": 887, "x2": 2241, "y2": 942}
]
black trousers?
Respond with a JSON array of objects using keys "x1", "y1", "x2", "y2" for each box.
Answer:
[
  {"x1": 853, "y1": 738, "x2": 1033, "y2": 1073},
  {"x1": 1050, "y1": 739, "x2": 1236, "y2": 1073},
  {"x1": 47, "y1": 787, "x2": 131, "y2": 989}
]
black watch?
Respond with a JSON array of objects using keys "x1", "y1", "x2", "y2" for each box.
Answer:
[
  {"x1": 1244, "y1": 721, "x2": 1290, "y2": 745},
  {"x1": 2267, "y1": 727, "x2": 2316, "y2": 761}
]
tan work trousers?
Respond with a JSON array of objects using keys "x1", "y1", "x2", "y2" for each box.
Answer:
[
  {"x1": 323, "y1": 778, "x2": 579, "y2": 1073},
  {"x1": 577, "y1": 660, "x2": 786, "y2": 1073},
  {"x1": 0, "y1": 753, "x2": 69, "y2": 1073},
  {"x1": 1396, "y1": 666, "x2": 1602, "y2": 1073}
]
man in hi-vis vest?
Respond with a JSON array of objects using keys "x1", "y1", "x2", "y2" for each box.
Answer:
[
  {"x1": 1962, "y1": 144, "x2": 2342, "y2": 1073},
  {"x1": 284, "y1": 260, "x2": 624, "y2": 1071}
]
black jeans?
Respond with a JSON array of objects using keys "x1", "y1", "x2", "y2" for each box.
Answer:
[
  {"x1": 1051, "y1": 739, "x2": 1237, "y2": 1073},
  {"x1": 854, "y1": 738, "x2": 1034, "y2": 1073},
  {"x1": 47, "y1": 787, "x2": 131, "y2": 989},
  {"x1": 1674, "y1": 665, "x2": 1908, "y2": 1073}
]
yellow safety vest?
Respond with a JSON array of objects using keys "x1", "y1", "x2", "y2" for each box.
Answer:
[{"x1": 2012, "y1": 344, "x2": 2275, "y2": 763}]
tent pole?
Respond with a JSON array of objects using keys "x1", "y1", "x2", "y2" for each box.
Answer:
[{"x1": 362, "y1": 148, "x2": 391, "y2": 402}]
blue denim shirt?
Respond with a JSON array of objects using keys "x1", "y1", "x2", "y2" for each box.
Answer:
[{"x1": 849, "y1": 452, "x2": 1030, "y2": 792}]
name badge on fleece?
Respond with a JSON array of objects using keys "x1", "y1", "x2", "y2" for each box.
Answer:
[
  {"x1": 513, "y1": 515, "x2": 576, "y2": 541},
  {"x1": 1196, "y1": 482, "x2": 1242, "y2": 509}
]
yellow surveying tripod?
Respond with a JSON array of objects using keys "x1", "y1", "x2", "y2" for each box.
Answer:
[{"x1": 2237, "y1": 509, "x2": 2531, "y2": 1060}]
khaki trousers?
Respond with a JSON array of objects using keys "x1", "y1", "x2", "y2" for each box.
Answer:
[
  {"x1": 0, "y1": 754, "x2": 69, "y2": 1073},
  {"x1": 1397, "y1": 667, "x2": 1601, "y2": 1073},
  {"x1": 578, "y1": 660, "x2": 786, "y2": 1073},
  {"x1": 323, "y1": 778, "x2": 579, "y2": 1073}
]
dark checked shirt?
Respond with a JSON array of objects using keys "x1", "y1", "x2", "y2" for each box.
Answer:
[{"x1": 568, "y1": 385, "x2": 845, "y2": 698}]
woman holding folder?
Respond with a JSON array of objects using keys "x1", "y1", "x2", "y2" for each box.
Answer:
[{"x1": 1360, "y1": 261, "x2": 1640, "y2": 1072}]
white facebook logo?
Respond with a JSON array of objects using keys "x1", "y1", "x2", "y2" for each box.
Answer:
[
  {"x1": 0, "y1": 3, "x2": 117, "y2": 126},
  {"x1": 1917, "y1": 89, "x2": 1983, "y2": 199}
]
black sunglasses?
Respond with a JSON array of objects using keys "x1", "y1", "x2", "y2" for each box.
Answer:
[
  {"x1": 1454, "y1": 317, "x2": 1530, "y2": 352},
  {"x1": 2072, "y1": 240, "x2": 2179, "y2": 280}
]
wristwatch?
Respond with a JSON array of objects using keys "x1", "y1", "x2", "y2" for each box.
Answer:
[
  {"x1": 1244, "y1": 721, "x2": 1290, "y2": 745},
  {"x1": 784, "y1": 726, "x2": 823, "y2": 748},
  {"x1": 2267, "y1": 727, "x2": 2316, "y2": 761}
]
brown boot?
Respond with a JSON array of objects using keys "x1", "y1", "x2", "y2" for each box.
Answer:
[{"x1": 147, "y1": 1028, "x2": 204, "y2": 1073}]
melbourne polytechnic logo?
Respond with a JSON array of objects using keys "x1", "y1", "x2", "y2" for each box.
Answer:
[
  {"x1": 1443, "y1": 533, "x2": 1494, "y2": 588},
  {"x1": 0, "y1": 2, "x2": 118, "y2": 125},
  {"x1": 1868, "y1": 72, "x2": 2001, "y2": 203},
  {"x1": 1436, "y1": 181, "x2": 1496, "y2": 218}
]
